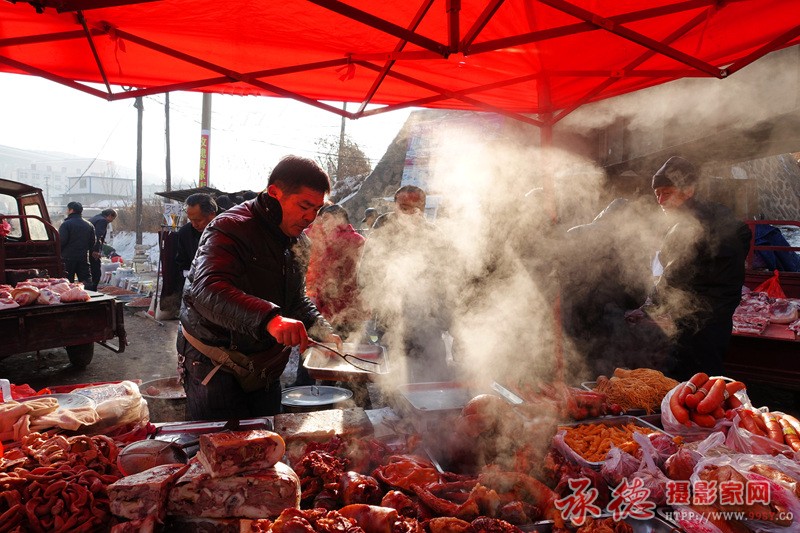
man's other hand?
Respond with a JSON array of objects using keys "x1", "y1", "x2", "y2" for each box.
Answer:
[{"x1": 267, "y1": 316, "x2": 309, "y2": 352}]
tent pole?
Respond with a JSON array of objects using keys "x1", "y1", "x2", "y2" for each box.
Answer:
[
  {"x1": 134, "y1": 96, "x2": 143, "y2": 246},
  {"x1": 165, "y1": 92, "x2": 172, "y2": 194},
  {"x1": 540, "y1": 120, "x2": 565, "y2": 384},
  {"x1": 336, "y1": 102, "x2": 346, "y2": 182}
]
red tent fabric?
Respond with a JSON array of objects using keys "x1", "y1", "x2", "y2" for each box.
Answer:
[{"x1": 1, "y1": 0, "x2": 799, "y2": 124}]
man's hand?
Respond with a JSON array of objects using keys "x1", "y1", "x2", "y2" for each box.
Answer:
[
  {"x1": 91, "y1": 251, "x2": 101, "y2": 259},
  {"x1": 267, "y1": 315, "x2": 310, "y2": 352}
]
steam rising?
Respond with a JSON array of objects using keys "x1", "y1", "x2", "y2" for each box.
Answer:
[{"x1": 357, "y1": 47, "x2": 798, "y2": 394}]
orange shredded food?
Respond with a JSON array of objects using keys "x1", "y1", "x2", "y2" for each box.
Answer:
[
  {"x1": 560, "y1": 421, "x2": 653, "y2": 462},
  {"x1": 593, "y1": 368, "x2": 678, "y2": 414}
]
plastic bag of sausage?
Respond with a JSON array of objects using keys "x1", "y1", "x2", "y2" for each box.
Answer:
[
  {"x1": 725, "y1": 409, "x2": 799, "y2": 460},
  {"x1": 690, "y1": 453, "x2": 800, "y2": 533},
  {"x1": 660, "y1": 385, "x2": 732, "y2": 442}
]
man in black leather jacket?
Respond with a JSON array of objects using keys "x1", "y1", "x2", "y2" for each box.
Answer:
[
  {"x1": 626, "y1": 156, "x2": 751, "y2": 381},
  {"x1": 177, "y1": 156, "x2": 341, "y2": 419}
]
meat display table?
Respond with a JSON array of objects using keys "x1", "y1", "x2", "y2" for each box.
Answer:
[
  {"x1": 0, "y1": 291, "x2": 127, "y2": 367},
  {"x1": 726, "y1": 323, "x2": 800, "y2": 391}
]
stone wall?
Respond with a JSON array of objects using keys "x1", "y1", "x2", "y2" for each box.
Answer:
[{"x1": 724, "y1": 154, "x2": 800, "y2": 220}]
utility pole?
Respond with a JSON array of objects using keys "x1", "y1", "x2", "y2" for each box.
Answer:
[
  {"x1": 134, "y1": 96, "x2": 143, "y2": 246},
  {"x1": 336, "y1": 101, "x2": 346, "y2": 183},
  {"x1": 199, "y1": 93, "x2": 212, "y2": 187},
  {"x1": 164, "y1": 92, "x2": 172, "y2": 194}
]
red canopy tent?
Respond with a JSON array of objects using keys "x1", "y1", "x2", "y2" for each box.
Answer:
[
  {"x1": 2, "y1": 0, "x2": 799, "y2": 381},
  {"x1": 1, "y1": 0, "x2": 799, "y2": 128}
]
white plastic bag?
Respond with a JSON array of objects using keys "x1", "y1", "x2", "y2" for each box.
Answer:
[
  {"x1": 691, "y1": 454, "x2": 800, "y2": 533},
  {"x1": 726, "y1": 410, "x2": 799, "y2": 460},
  {"x1": 660, "y1": 384, "x2": 731, "y2": 442}
]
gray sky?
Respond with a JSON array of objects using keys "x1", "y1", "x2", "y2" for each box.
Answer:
[{"x1": 0, "y1": 72, "x2": 413, "y2": 192}]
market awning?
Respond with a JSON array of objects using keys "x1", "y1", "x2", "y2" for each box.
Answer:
[
  {"x1": 154, "y1": 186, "x2": 227, "y2": 204},
  {"x1": 1, "y1": 1, "x2": 799, "y2": 126}
]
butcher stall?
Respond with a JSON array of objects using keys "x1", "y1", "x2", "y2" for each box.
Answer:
[
  {"x1": 725, "y1": 220, "x2": 800, "y2": 392},
  {"x1": 2, "y1": 358, "x2": 800, "y2": 533}
]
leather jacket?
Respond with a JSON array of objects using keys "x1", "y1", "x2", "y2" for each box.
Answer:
[{"x1": 180, "y1": 193, "x2": 330, "y2": 355}]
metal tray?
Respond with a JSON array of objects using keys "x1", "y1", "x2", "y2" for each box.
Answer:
[
  {"x1": 154, "y1": 417, "x2": 273, "y2": 434},
  {"x1": 393, "y1": 381, "x2": 473, "y2": 435},
  {"x1": 303, "y1": 343, "x2": 389, "y2": 382},
  {"x1": 396, "y1": 381, "x2": 472, "y2": 412},
  {"x1": 557, "y1": 415, "x2": 670, "y2": 469},
  {"x1": 580, "y1": 381, "x2": 655, "y2": 416}
]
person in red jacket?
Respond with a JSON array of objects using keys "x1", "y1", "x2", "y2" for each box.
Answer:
[{"x1": 305, "y1": 204, "x2": 368, "y2": 337}]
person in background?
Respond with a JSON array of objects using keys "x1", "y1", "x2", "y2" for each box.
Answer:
[
  {"x1": 562, "y1": 198, "x2": 666, "y2": 376},
  {"x1": 175, "y1": 194, "x2": 217, "y2": 292},
  {"x1": 625, "y1": 156, "x2": 751, "y2": 381},
  {"x1": 305, "y1": 205, "x2": 368, "y2": 336},
  {"x1": 214, "y1": 194, "x2": 236, "y2": 211},
  {"x1": 361, "y1": 207, "x2": 378, "y2": 233},
  {"x1": 177, "y1": 155, "x2": 341, "y2": 420},
  {"x1": 59, "y1": 201, "x2": 95, "y2": 286},
  {"x1": 359, "y1": 185, "x2": 454, "y2": 383},
  {"x1": 87, "y1": 208, "x2": 117, "y2": 290}
]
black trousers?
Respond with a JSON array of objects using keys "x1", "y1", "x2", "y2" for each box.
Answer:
[
  {"x1": 176, "y1": 331, "x2": 283, "y2": 421},
  {"x1": 668, "y1": 318, "x2": 733, "y2": 382},
  {"x1": 64, "y1": 257, "x2": 92, "y2": 285},
  {"x1": 89, "y1": 255, "x2": 101, "y2": 290}
]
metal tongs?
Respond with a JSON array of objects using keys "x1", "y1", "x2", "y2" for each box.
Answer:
[{"x1": 308, "y1": 339, "x2": 380, "y2": 373}]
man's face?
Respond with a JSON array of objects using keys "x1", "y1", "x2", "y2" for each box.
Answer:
[
  {"x1": 395, "y1": 192, "x2": 425, "y2": 217},
  {"x1": 654, "y1": 186, "x2": 693, "y2": 213},
  {"x1": 105, "y1": 214, "x2": 117, "y2": 223},
  {"x1": 269, "y1": 185, "x2": 326, "y2": 237},
  {"x1": 186, "y1": 204, "x2": 215, "y2": 232}
]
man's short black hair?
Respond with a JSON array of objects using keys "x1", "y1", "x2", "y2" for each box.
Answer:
[
  {"x1": 185, "y1": 193, "x2": 218, "y2": 215},
  {"x1": 268, "y1": 155, "x2": 331, "y2": 195},
  {"x1": 67, "y1": 201, "x2": 83, "y2": 214},
  {"x1": 101, "y1": 208, "x2": 117, "y2": 218}
]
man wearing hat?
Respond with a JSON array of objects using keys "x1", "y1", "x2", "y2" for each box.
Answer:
[
  {"x1": 628, "y1": 156, "x2": 751, "y2": 380},
  {"x1": 361, "y1": 207, "x2": 378, "y2": 233}
]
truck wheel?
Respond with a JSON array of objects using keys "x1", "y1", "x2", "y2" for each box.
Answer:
[{"x1": 66, "y1": 344, "x2": 94, "y2": 368}]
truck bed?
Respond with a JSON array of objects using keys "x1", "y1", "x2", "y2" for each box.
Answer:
[{"x1": 0, "y1": 292, "x2": 126, "y2": 358}]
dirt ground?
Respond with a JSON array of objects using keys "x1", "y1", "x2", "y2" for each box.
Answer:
[{"x1": 1, "y1": 311, "x2": 183, "y2": 392}]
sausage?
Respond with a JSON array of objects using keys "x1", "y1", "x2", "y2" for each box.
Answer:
[
  {"x1": 690, "y1": 411, "x2": 717, "y2": 428},
  {"x1": 669, "y1": 383, "x2": 691, "y2": 426},
  {"x1": 725, "y1": 381, "x2": 746, "y2": 396},
  {"x1": 753, "y1": 412, "x2": 770, "y2": 434},
  {"x1": 711, "y1": 406, "x2": 725, "y2": 420},
  {"x1": 761, "y1": 412, "x2": 784, "y2": 444},
  {"x1": 697, "y1": 379, "x2": 726, "y2": 415},
  {"x1": 681, "y1": 373, "x2": 709, "y2": 404},
  {"x1": 738, "y1": 410, "x2": 765, "y2": 436},
  {"x1": 685, "y1": 380, "x2": 711, "y2": 410},
  {"x1": 777, "y1": 416, "x2": 800, "y2": 452},
  {"x1": 726, "y1": 394, "x2": 743, "y2": 410},
  {"x1": 782, "y1": 413, "x2": 800, "y2": 435}
]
